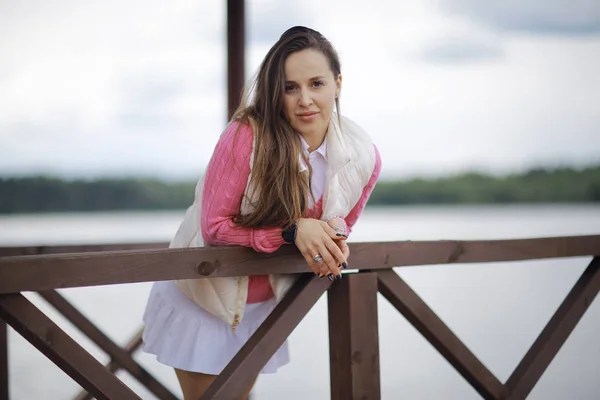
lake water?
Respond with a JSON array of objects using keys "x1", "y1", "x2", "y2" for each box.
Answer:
[{"x1": 1, "y1": 205, "x2": 599, "y2": 400}]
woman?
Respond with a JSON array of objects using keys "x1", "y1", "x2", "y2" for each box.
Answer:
[{"x1": 142, "y1": 26, "x2": 382, "y2": 399}]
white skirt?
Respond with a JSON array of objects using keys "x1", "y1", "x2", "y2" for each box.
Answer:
[{"x1": 142, "y1": 280, "x2": 290, "y2": 375}]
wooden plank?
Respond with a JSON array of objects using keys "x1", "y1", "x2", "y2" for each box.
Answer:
[
  {"x1": 105, "y1": 327, "x2": 144, "y2": 372},
  {"x1": 75, "y1": 328, "x2": 144, "y2": 400},
  {"x1": 227, "y1": 0, "x2": 245, "y2": 120},
  {"x1": 328, "y1": 273, "x2": 380, "y2": 400},
  {"x1": 378, "y1": 270, "x2": 508, "y2": 400},
  {"x1": 506, "y1": 257, "x2": 600, "y2": 400},
  {"x1": 201, "y1": 274, "x2": 331, "y2": 400},
  {"x1": 0, "y1": 244, "x2": 298, "y2": 294},
  {"x1": 0, "y1": 318, "x2": 7, "y2": 400},
  {"x1": 0, "y1": 243, "x2": 167, "y2": 258},
  {"x1": 37, "y1": 291, "x2": 177, "y2": 400},
  {"x1": 347, "y1": 235, "x2": 600, "y2": 270},
  {"x1": 0, "y1": 293, "x2": 140, "y2": 400},
  {"x1": 1, "y1": 235, "x2": 599, "y2": 294}
]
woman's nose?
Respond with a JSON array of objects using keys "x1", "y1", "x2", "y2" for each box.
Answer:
[{"x1": 298, "y1": 88, "x2": 313, "y2": 107}]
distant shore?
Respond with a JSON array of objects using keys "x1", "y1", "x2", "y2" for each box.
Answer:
[{"x1": 1, "y1": 165, "x2": 598, "y2": 213}]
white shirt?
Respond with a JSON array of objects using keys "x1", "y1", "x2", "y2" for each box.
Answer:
[{"x1": 299, "y1": 135, "x2": 328, "y2": 206}]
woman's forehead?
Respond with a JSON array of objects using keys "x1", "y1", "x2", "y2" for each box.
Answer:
[{"x1": 284, "y1": 49, "x2": 333, "y2": 81}]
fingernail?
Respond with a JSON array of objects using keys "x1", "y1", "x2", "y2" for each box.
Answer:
[
  {"x1": 342, "y1": 262, "x2": 348, "y2": 269},
  {"x1": 336, "y1": 233, "x2": 347, "y2": 238},
  {"x1": 336, "y1": 274, "x2": 343, "y2": 280},
  {"x1": 328, "y1": 275, "x2": 335, "y2": 282}
]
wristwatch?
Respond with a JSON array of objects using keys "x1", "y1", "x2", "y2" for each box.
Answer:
[{"x1": 282, "y1": 221, "x2": 298, "y2": 244}]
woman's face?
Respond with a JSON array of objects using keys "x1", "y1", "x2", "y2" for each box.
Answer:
[{"x1": 283, "y1": 49, "x2": 341, "y2": 142}]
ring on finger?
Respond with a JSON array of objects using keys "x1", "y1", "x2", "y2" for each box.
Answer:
[{"x1": 313, "y1": 254, "x2": 324, "y2": 264}]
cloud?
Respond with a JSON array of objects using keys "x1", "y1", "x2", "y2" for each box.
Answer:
[
  {"x1": 420, "y1": 37, "x2": 504, "y2": 63},
  {"x1": 0, "y1": 0, "x2": 229, "y2": 178},
  {"x1": 1, "y1": 0, "x2": 599, "y2": 180},
  {"x1": 248, "y1": 1, "x2": 317, "y2": 43},
  {"x1": 440, "y1": 0, "x2": 600, "y2": 35}
]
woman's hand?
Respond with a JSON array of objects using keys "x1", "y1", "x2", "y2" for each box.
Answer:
[
  {"x1": 327, "y1": 218, "x2": 350, "y2": 264},
  {"x1": 327, "y1": 218, "x2": 347, "y2": 239},
  {"x1": 294, "y1": 218, "x2": 347, "y2": 279}
]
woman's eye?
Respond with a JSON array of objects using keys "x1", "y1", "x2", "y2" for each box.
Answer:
[
  {"x1": 285, "y1": 84, "x2": 297, "y2": 92},
  {"x1": 312, "y1": 80, "x2": 324, "y2": 87}
]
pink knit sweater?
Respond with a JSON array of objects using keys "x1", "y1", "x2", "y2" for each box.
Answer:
[{"x1": 201, "y1": 122, "x2": 382, "y2": 303}]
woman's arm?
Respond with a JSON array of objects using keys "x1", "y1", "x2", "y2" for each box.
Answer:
[
  {"x1": 201, "y1": 122, "x2": 285, "y2": 253},
  {"x1": 202, "y1": 122, "x2": 346, "y2": 278}
]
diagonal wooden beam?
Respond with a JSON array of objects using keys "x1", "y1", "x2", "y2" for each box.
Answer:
[
  {"x1": 0, "y1": 293, "x2": 140, "y2": 400},
  {"x1": 74, "y1": 327, "x2": 144, "y2": 400},
  {"x1": 378, "y1": 270, "x2": 509, "y2": 400},
  {"x1": 201, "y1": 274, "x2": 331, "y2": 400},
  {"x1": 506, "y1": 257, "x2": 600, "y2": 400},
  {"x1": 36, "y1": 290, "x2": 177, "y2": 400}
]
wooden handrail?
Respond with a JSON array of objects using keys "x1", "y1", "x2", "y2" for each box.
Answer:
[
  {"x1": 0, "y1": 243, "x2": 168, "y2": 258},
  {"x1": 1, "y1": 235, "x2": 599, "y2": 294}
]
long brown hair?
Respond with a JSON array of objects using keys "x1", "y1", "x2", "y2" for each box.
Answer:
[{"x1": 231, "y1": 26, "x2": 342, "y2": 229}]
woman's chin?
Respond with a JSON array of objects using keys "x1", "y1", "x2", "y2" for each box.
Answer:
[{"x1": 295, "y1": 123, "x2": 326, "y2": 138}]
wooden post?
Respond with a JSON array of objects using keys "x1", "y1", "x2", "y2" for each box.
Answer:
[
  {"x1": 227, "y1": 0, "x2": 245, "y2": 120},
  {"x1": 328, "y1": 272, "x2": 381, "y2": 400},
  {"x1": 1, "y1": 318, "x2": 7, "y2": 400}
]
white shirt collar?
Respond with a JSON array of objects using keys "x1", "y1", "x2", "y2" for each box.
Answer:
[{"x1": 299, "y1": 135, "x2": 328, "y2": 161}]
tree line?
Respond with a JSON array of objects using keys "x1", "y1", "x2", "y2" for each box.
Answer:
[{"x1": 1, "y1": 165, "x2": 599, "y2": 214}]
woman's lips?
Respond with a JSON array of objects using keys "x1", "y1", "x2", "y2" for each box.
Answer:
[{"x1": 296, "y1": 111, "x2": 318, "y2": 121}]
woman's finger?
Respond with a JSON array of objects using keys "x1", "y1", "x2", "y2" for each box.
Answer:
[
  {"x1": 325, "y1": 240, "x2": 348, "y2": 270},
  {"x1": 300, "y1": 251, "x2": 320, "y2": 275},
  {"x1": 317, "y1": 244, "x2": 342, "y2": 279},
  {"x1": 318, "y1": 245, "x2": 339, "y2": 275},
  {"x1": 297, "y1": 244, "x2": 324, "y2": 276},
  {"x1": 320, "y1": 221, "x2": 347, "y2": 240},
  {"x1": 295, "y1": 239, "x2": 315, "y2": 273},
  {"x1": 337, "y1": 240, "x2": 350, "y2": 261},
  {"x1": 305, "y1": 248, "x2": 330, "y2": 277}
]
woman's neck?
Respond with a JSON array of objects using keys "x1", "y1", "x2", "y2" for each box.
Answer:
[{"x1": 300, "y1": 129, "x2": 327, "y2": 152}]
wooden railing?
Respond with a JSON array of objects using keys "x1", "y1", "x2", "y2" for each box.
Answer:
[{"x1": 1, "y1": 235, "x2": 599, "y2": 399}]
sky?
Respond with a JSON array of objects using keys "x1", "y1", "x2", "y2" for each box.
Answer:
[{"x1": 1, "y1": 0, "x2": 599, "y2": 181}]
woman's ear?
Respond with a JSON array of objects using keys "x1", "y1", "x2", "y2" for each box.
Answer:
[{"x1": 335, "y1": 74, "x2": 343, "y2": 98}]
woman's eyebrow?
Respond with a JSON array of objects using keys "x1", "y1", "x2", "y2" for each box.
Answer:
[{"x1": 285, "y1": 76, "x2": 326, "y2": 84}]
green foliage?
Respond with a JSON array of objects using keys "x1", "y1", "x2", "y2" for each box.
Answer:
[
  {"x1": 368, "y1": 165, "x2": 600, "y2": 205},
  {"x1": 0, "y1": 177, "x2": 195, "y2": 213},
  {"x1": 1, "y1": 164, "x2": 599, "y2": 213}
]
